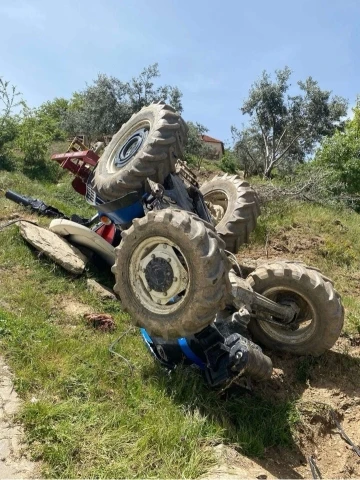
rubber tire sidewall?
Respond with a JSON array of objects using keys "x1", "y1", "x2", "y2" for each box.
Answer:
[
  {"x1": 200, "y1": 175, "x2": 260, "y2": 253},
  {"x1": 93, "y1": 103, "x2": 186, "y2": 200},
  {"x1": 113, "y1": 210, "x2": 231, "y2": 339},
  {"x1": 247, "y1": 263, "x2": 344, "y2": 356}
]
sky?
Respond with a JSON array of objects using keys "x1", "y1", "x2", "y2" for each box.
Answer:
[{"x1": 0, "y1": 0, "x2": 358, "y2": 144}]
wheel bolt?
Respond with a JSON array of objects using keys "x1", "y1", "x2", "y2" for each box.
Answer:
[
  {"x1": 236, "y1": 351, "x2": 243, "y2": 361},
  {"x1": 163, "y1": 291, "x2": 167, "y2": 296},
  {"x1": 151, "y1": 254, "x2": 155, "y2": 259},
  {"x1": 173, "y1": 277, "x2": 178, "y2": 282},
  {"x1": 167, "y1": 258, "x2": 171, "y2": 262}
]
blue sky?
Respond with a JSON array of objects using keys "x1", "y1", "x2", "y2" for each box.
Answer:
[{"x1": 0, "y1": 0, "x2": 358, "y2": 144}]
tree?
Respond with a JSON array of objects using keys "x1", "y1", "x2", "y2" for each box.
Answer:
[
  {"x1": 232, "y1": 67, "x2": 348, "y2": 178},
  {"x1": 62, "y1": 64, "x2": 183, "y2": 142},
  {"x1": 37, "y1": 97, "x2": 69, "y2": 140},
  {"x1": 0, "y1": 77, "x2": 21, "y2": 155},
  {"x1": 233, "y1": 127, "x2": 264, "y2": 177},
  {"x1": 314, "y1": 100, "x2": 360, "y2": 209},
  {"x1": 183, "y1": 121, "x2": 213, "y2": 169}
]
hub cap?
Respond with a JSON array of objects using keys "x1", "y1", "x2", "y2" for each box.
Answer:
[
  {"x1": 129, "y1": 237, "x2": 189, "y2": 314},
  {"x1": 114, "y1": 127, "x2": 149, "y2": 168}
]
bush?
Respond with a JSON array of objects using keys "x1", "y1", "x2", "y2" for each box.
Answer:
[
  {"x1": 314, "y1": 102, "x2": 360, "y2": 211},
  {"x1": 16, "y1": 109, "x2": 59, "y2": 182},
  {"x1": 219, "y1": 150, "x2": 238, "y2": 174}
]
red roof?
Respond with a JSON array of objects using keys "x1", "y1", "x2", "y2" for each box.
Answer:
[{"x1": 201, "y1": 135, "x2": 223, "y2": 144}]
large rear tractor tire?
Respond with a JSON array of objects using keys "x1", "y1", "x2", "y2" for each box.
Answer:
[
  {"x1": 112, "y1": 209, "x2": 231, "y2": 339},
  {"x1": 246, "y1": 261, "x2": 344, "y2": 356},
  {"x1": 200, "y1": 174, "x2": 260, "y2": 253},
  {"x1": 93, "y1": 102, "x2": 187, "y2": 201}
]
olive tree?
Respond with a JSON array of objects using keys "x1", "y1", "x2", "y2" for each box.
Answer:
[
  {"x1": 232, "y1": 67, "x2": 348, "y2": 178},
  {"x1": 184, "y1": 121, "x2": 213, "y2": 169},
  {"x1": 62, "y1": 64, "x2": 183, "y2": 142},
  {"x1": 0, "y1": 77, "x2": 21, "y2": 155}
]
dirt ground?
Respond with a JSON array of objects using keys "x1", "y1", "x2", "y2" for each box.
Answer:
[
  {"x1": 2, "y1": 201, "x2": 359, "y2": 479},
  {"x1": 213, "y1": 225, "x2": 360, "y2": 479},
  {"x1": 0, "y1": 357, "x2": 38, "y2": 479},
  {"x1": 206, "y1": 335, "x2": 360, "y2": 479}
]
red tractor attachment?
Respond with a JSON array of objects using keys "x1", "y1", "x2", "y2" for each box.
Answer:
[{"x1": 51, "y1": 138, "x2": 100, "y2": 196}]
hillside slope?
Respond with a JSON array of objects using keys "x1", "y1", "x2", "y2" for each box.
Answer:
[{"x1": 0, "y1": 167, "x2": 359, "y2": 478}]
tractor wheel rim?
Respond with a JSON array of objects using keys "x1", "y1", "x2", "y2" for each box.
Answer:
[
  {"x1": 129, "y1": 236, "x2": 190, "y2": 315},
  {"x1": 203, "y1": 189, "x2": 228, "y2": 225},
  {"x1": 107, "y1": 120, "x2": 150, "y2": 173},
  {"x1": 258, "y1": 286, "x2": 317, "y2": 344},
  {"x1": 114, "y1": 127, "x2": 149, "y2": 168}
]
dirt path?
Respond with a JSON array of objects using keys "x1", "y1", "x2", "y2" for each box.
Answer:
[{"x1": 0, "y1": 357, "x2": 38, "y2": 479}]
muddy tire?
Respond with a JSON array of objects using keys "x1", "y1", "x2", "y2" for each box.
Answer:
[
  {"x1": 112, "y1": 209, "x2": 231, "y2": 338},
  {"x1": 200, "y1": 174, "x2": 260, "y2": 253},
  {"x1": 93, "y1": 102, "x2": 187, "y2": 201},
  {"x1": 246, "y1": 261, "x2": 344, "y2": 356}
]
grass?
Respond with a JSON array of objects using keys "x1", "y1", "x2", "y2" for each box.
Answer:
[
  {"x1": 0, "y1": 161, "x2": 359, "y2": 477},
  {"x1": 0, "y1": 167, "x2": 303, "y2": 478},
  {"x1": 241, "y1": 197, "x2": 360, "y2": 335}
]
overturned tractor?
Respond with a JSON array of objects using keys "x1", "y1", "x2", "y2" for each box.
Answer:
[{"x1": 11, "y1": 102, "x2": 344, "y2": 389}]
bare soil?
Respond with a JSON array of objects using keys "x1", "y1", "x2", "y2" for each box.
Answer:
[
  {"x1": 222, "y1": 225, "x2": 360, "y2": 479},
  {"x1": 0, "y1": 358, "x2": 38, "y2": 479}
]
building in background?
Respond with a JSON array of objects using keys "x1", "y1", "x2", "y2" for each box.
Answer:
[{"x1": 201, "y1": 135, "x2": 225, "y2": 160}]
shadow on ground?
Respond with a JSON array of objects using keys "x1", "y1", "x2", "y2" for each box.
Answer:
[{"x1": 141, "y1": 336, "x2": 360, "y2": 479}]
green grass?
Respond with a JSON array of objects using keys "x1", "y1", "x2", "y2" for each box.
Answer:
[
  {"x1": 1, "y1": 165, "x2": 359, "y2": 477},
  {"x1": 0, "y1": 168, "x2": 303, "y2": 478},
  {"x1": 241, "y1": 196, "x2": 360, "y2": 335}
]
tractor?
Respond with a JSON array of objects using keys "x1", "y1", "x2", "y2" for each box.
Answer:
[{"x1": 48, "y1": 102, "x2": 344, "y2": 388}]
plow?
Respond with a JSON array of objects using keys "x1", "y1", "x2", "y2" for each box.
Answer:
[{"x1": 5, "y1": 102, "x2": 344, "y2": 389}]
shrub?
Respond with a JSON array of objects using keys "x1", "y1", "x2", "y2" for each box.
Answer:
[
  {"x1": 16, "y1": 109, "x2": 59, "y2": 181},
  {"x1": 219, "y1": 150, "x2": 238, "y2": 174}
]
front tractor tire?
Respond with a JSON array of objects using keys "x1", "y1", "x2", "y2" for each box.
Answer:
[
  {"x1": 93, "y1": 102, "x2": 187, "y2": 201},
  {"x1": 246, "y1": 261, "x2": 344, "y2": 356},
  {"x1": 200, "y1": 174, "x2": 260, "y2": 253},
  {"x1": 112, "y1": 209, "x2": 231, "y2": 339}
]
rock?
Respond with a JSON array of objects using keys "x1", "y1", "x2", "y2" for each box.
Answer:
[
  {"x1": 87, "y1": 279, "x2": 116, "y2": 300},
  {"x1": 84, "y1": 313, "x2": 116, "y2": 332},
  {"x1": 200, "y1": 444, "x2": 276, "y2": 480},
  {"x1": 19, "y1": 221, "x2": 87, "y2": 275}
]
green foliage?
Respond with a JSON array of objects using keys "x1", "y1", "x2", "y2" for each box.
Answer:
[
  {"x1": 296, "y1": 357, "x2": 317, "y2": 383},
  {"x1": 184, "y1": 121, "x2": 213, "y2": 169},
  {"x1": 16, "y1": 108, "x2": 60, "y2": 181},
  {"x1": 62, "y1": 63, "x2": 183, "y2": 141},
  {"x1": 219, "y1": 149, "x2": 238, "y2": 173},
  {"x1": 36, "y1": 97, "x2": 68, "y2": 141},
  {"x1": 314, "y1": 100, "x2": 360, "y2": 210},
  {"x1": 0, "y1": 77, "x2": 21, "y2": 157},
  {"x1": 232, "y1": 67, "x2": 348, "y2": 177}
]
